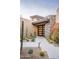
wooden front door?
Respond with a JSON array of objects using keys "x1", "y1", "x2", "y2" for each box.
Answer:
[{"x1": 38, "y1": 25, "x2": 45, "y2": 36}]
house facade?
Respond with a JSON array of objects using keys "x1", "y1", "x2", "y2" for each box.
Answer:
[
  {"x1": 20, "y1": 9, "x2": 58, "y2": 38},
  {"x1": 20, "y1": 16, "x2": 56, "y2": 38}
]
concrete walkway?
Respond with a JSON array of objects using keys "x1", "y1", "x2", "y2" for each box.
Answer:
[
  {"x1": 23, "y1": 37, "x2": 59, "y2": 59},
  {"x1": 21, "y1": 47, "x2": 48, "y2": 59}
]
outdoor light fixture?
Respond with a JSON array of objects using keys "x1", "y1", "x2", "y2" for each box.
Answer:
[{"x1": 38, "y1": 42, "x2": 41, "y2": 48}]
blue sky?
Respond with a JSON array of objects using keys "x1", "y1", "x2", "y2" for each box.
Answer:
[{"x1": 20, "y1": 0, "x2": 59, "y2": 19}]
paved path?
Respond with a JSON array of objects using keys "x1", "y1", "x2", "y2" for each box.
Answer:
[
  {"x1": 21, "y1": 47, "x2": 49, "y2": 59},
  {"x1": 23, "y1": 37, "x2": 59, "y2": 59}
]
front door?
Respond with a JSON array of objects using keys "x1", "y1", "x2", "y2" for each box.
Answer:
[{"x1": 38, "y1": 25, "x2": 45, "y2": 36}]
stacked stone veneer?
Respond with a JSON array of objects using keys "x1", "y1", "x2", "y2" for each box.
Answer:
[{"x1": 45, "y1": 15, "x2": 56, "y2": 37}]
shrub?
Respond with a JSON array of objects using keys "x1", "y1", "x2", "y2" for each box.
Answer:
[
  {"x1": 34, "y1": 32, "x2": 36, "y2": 38},
  {"x1": 50, "y1": 32, "x2": 59, "y2": 44},
  {"x1": 28, "y1": 49, "x2": 33, "y2": 54},
  {"x1": 31, "y1": 38, "x2": 35, "y2": 42},
  {"x1": 54, "y1": 32, "x2": 59, "y2": 44},
  {"x1": 40, "y1": 51, "x2": 45, "y2": 57}
]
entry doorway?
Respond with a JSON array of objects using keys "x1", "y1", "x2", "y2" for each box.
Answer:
[{"x1": 37, "y1": 25, "x2": 45, "y2": 36}]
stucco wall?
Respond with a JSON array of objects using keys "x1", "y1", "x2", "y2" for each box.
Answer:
[
  {"x1": 51, "y1": 8, "x2": 59, "y2": 32},
  {"x1": 56, "y1": 8, "x2": 59, "y2": 23},
  {"x1": 20, "y1": 17, "x2": 34, "y2": 38}
]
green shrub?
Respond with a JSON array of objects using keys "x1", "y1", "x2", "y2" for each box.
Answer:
[
  {"x1": 50, "y1": 32, "x2": 59, "y2": 44},
  {"x1": 40, "y1": 51, "x2": 45, "y2": 57},
  {"x1": 31, "y1": 38, "x2": 35, "y2": 42},
  {"x1": 54, "y1": 32, "x2": 59, "y2": 44},
  {"x1": 31, "y1": 34, "x2": 36, "y2": 42},
  {"x1": 34, "y1": 32, "x2": 36, "y2": 38},
  {"x1": 28, "y1": 49, "x2": 33, "y2": 54},
  {"x1": 54, "y1": 34, "x2": 59, "y2": 44}
]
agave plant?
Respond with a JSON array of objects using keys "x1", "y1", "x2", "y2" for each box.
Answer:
[{"x1": 28, "y1": 49, "x2": 33, "y2": 54}]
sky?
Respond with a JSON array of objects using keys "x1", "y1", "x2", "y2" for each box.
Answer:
[{"x1": 20, "y1": 0, "x2": 59, "y2": 19}]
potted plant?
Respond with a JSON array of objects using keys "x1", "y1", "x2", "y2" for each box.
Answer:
[{"x1": 40, "y1": 51, "x2": 45, "y2": 57}]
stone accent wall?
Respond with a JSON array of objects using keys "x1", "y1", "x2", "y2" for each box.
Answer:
[
  {"x1": 45, "y1": 15, "x2": 56, "y2": 37},
  {"x1": 45, "y1": 22, "x2": 51, "y2": 37}
]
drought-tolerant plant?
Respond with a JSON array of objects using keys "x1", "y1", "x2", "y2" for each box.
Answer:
[
  {"x1": 28, "y1": 49, "x2": 33, "y2": 54},
  {"x1": 27, "y1": 33, "x2": 33, "y2": 39},
  {"x1": 54, "y1": 32, "x2": 59, "y2": 44},
  {"x1": 31, "y1": 32, "x2": 36, "y2": 42},
  {"x1": 50, "y1": 32, "x2": 59, "y2": 44},
  {"x1": 40, "y1": 51, "x2": 45, "y2": 57},
  {"x1": 34, "y1": 32, "x2": 36, "y2": 38},
  {"x1": 31, "y1": 37, "x2": 35, "y2": 42}
]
